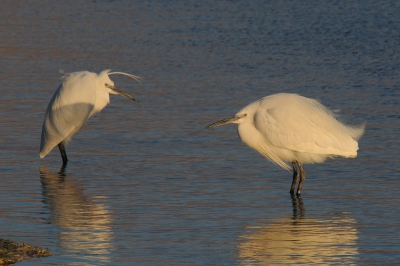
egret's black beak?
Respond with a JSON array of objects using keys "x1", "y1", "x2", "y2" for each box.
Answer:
[
  {"x1": 106, "y1": 84, "x2": 139, "y2": 103},
  {"x1": 205, "y1": 116, "x2": 240, "y2": 129}
]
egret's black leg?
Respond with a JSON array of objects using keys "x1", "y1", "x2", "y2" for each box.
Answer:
[
  {"x1": 291, "y1": 193, "x2": 305, "y2": 219},
  {"x1": 290, "y1": 161, "x2": 299, "y2": 194},
  {"x1": 58, "y1": 142, "x2": 68, "y2": 166},
  {"x1": 296, "y1": 162, "x2": 306, "y2": 195}
]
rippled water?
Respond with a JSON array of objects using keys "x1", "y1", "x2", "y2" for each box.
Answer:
[{"x1": 0, "y1": 1, "x2": 399, "y2": 265}]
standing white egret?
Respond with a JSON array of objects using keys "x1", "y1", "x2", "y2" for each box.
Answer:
[
  {"x1": 206, "y1": 93, "x2": 364, "y2": 195},
  {"x1": 40, "y1": 69, "x2": 140, "y2": 165}
]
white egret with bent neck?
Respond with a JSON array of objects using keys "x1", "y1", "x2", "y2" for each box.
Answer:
[
  {"x1": 40, "y1": 70, "x2": 140, "y2": 165},
  {"x1": 206, "y1": 93, "x2": 364, "y2": 195}
]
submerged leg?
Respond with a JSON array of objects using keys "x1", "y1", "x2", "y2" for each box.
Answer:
[
  {"x1": 290, "y1": 161, "x2": 299, "y2": 194},
  {"x1": 58, "y1": 142, "x2": 68, "y2": 166},
  {"x1": 291, "y1": 193, "x2": 305, "y2": 219},
  {"x1": 296, "y1": 162, "x2": 306, "y2": 195}
]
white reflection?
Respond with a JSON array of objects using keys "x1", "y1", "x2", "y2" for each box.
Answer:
[
  {"x1": 40, "y1": 166, "x2": 114, "y2": 264},
  {"x1": 238, "y1": 197, "x2": 358, "y2": 265}
]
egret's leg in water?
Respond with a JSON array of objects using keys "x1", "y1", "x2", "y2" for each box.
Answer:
[
  {"x1": 58, "y1": 142, "x2": 68, "y2": 165},
  {"x1": 290, "y1": 161, "x2": 299, "y2": 194},
  {"x1": 291, "y1": 192, "x2": 305, "y2": 218},
  {"x1": 296, "y1": 162, "x2": 306, "y2": 195}
]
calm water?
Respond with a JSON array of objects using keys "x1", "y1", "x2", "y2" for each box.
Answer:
[{"x1": 0, "y1": 0, "x2": 399, "y2": 265}]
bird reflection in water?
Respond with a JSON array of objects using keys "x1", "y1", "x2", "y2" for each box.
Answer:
[
  {"x1": 40, "y1": 166, "x2": 114, "y2": 263},
  {"x1": 238, "y1": 196, "x2": 359, "y2": 265}
]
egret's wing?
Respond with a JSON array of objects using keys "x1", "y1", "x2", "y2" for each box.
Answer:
[
  {"x1": 40, "y1": 72, "x2": 97, "y2": 158},
  {"x1": 254, "y1": 97, "x2": 361, "y2": 157}
]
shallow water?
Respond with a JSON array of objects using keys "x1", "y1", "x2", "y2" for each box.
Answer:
[{"x1": 0, "y1": 0, "x2": 399, "y2": 265}]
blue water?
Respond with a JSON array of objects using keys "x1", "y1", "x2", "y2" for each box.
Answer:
[{"x1": 0, "y1": 0, "x2": 399, "y2": 265}]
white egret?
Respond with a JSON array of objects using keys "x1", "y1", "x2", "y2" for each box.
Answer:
[
  {"x1": 40, "y1": 70, "x2": 140, "y2": 165},
  {"x1": 206, "y1": 93, "x2": 364, "y2": 195}
]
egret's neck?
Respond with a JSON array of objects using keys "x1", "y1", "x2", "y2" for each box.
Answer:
[
  {"x1": 237, "y1": 123, "x2": 263, "y2": 151},
  {"x1": 91, "y1": 91, "x2": 110, "y2": 117}
]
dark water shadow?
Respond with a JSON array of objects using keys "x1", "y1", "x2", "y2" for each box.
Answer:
[
  {"x1": 237, "y1": 196, "x2": 359, "y2": 265},
  {"x1": 40, "y1": 166, "x2": 114, "y2": 264}
]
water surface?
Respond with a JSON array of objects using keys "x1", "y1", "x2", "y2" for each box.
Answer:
[{"x1": 0, "y1": 1, "x2": 399, "y2": 265}]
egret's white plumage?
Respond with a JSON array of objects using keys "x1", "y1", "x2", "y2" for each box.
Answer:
[
  {"x1": 206, "y1": 93, "x2": 364, "y2": 194},
  {"x1": 40, "y1": 69, "x2": 140, "y2": 165}
]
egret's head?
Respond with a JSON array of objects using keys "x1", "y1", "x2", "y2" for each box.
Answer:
[
  {"x1": 98, "y1": 70, "x2": 112, "y2": 83},
  {"x1": 99, "y1": 70, "x2": 140, "y2": 102},
  {"x1": 98, "y1": 70, "x2": 115, "y2": 91}
]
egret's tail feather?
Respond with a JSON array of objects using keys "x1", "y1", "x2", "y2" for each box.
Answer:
[{"x1": 348, "y1": 123, "x2": 365, "y2": 141}]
